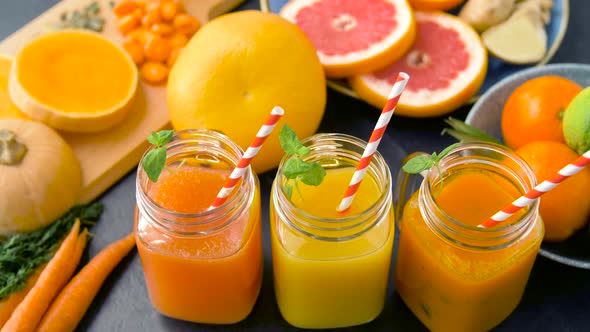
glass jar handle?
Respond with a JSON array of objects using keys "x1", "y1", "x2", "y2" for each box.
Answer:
[{"x1": 393, "y1": 152, "x2": 429, "y2": 230}]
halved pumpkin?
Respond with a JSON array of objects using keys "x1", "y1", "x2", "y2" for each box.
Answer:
[{"x1": 9, "y1": 30, "x2": 138, "y2": 133}]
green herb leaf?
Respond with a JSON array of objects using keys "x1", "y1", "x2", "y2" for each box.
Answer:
[
  {"x1": 284, "y1": 183, "x2": 293, "y2": 199},
  {"x1": 283, "y1": 158, "x2": 312, "y2": 180},
  {"x1": 402, "y1": 155, "x2": 434, "y2": 174},
  {"x1": 279, "y1": 125, "x2": 326, "y2": 200},
  {"x1": 442, "y1": 118, "x2": 502, "y2": 145},
  {"x1": 297, "y1": 145, "x2": 311, "y2": 157},
  {"x1": 0, "y1": 202, "x2": 103, "y2": 299},
  {"x1": 300, "y1": 162, "x2": 326, "y2": 186},
  {"x1": 279, "y1": 125, "x2": 306, "y2": 156},
  {"x1": 438, "y1": 143, "x2": 461, "y2": 159},
  {"x1": 142, "y1": 148, "x2": 167, "y2": 182},
  {"x1": 147, "y1": 130, "x2": 175, "y2": 147},
  {"x1": 143, "y1": 130, "x2": 175, "y2": 182}
]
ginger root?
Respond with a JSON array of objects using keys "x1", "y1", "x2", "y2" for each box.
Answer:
[
  {"x1": 459, "y1": 0, "x2": 516, "y2": 32},
  {"x1": 482, "y1": 0, "x2": 554, "y2": 64}
]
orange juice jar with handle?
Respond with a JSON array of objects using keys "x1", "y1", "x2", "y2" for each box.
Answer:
[
  {"x1": 134, "y1": 129, "x2": 262, "y2": 324},
  {"x1": 394, "y1": 142, "x2": 544, "y2": 332},
  {"x1": 270, "y1": 133, "x2": 395, "y2": 329}
]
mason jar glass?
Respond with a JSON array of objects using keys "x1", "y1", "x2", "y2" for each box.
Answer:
[
  {"x1": 394, "y1": 142, "x2": 544, "y2": 332},
  {"x1": 135, "y1": 129, "x2": 262, "y2": 324},
  {"x1": 270, "y1": 133, "x2": 395, "y2": 329}
]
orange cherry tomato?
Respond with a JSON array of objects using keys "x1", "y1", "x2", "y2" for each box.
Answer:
[
  {"x1": 159, "y1": 1, "x2": 178, "y2": 22},
  {"x1": 151, "y1": 23, "x2": 174, "y2": 37},
  {"x1": 118, "y1": 13, "x2": 142, "y2": 35},
  {"x1": 144, "y1": 35, "x2": 171, "y2": 62},
  {"x1": 167, "y1": 47, "x2": 183, "y2": 68},
  {"x1": 141, "y1": 61, "x2": 169, "y2": 84},
  {"x1": 167, "y1": 33, "x2": 188, "y2": 49},
  {"x1": 173, "y1": 13, "x2": 200, "y2": 36},
  {"x1": 122, "y1": 39, "x2": 145, "y2": 65},
  {"x1": 113, "y1": 1, "x2": 138, "y2": 18},
  {"x1": 142, "y1": 3, "x2": 162, "y2": 27}
]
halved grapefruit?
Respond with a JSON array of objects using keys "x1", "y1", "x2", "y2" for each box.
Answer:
[
  {"x1": 408, "y1": 0, "x2": 465, "y2": 11},
  {"x1": 280, "y1": 0, "x2": 416, "y2": 78},
  {"x1": 350, "y1": 11, "x2": 487, "y2": 118}
]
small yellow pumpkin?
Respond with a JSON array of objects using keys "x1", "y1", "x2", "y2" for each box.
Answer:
[
  {"x1": 8, "y1": 30, "x2": 138, "y2": 133},
  {"x1": 0, "y1": 119, "x2": 82, "y2": 235}
]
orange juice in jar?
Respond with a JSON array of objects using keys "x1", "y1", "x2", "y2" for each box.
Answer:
[
  {"x1": 135, "y1": 129, "x2": 262, "y2": 324},
  {"x1": 270, "y1": 133, "x2": 395, "y2": 329},
  {"x1": 394, "y1": 142, "x2": 544, "y2": 332}
]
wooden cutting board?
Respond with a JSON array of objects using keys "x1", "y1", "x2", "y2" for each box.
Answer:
[{"x1": 0, "y1": 0, "x2": 244, "y2": 203}]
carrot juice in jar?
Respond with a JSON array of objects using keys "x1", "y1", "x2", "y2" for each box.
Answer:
[
  {"x1": 270, "y1": 133, "x2": 395, "y2": 329},
  {"x1": 394, "y1": 142, "x2": 544, "y2": 332},
  {"x1": 134, "y1": 129, "x2": 262, "y2": 324}
]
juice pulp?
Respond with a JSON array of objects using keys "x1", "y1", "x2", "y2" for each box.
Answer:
[
  {"x1": 271, "y1": 167, "x2": 395, "y2": 329},
  {"x1": 136, "y1": 163, "x2": 262, "y2": 324},
  {"x1": 395, "y1": 167, "x2": 543, "y2": 332}
]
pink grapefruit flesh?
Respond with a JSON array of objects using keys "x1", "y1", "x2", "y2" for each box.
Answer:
[
  {"x1": 280, "y1": 0, "x2": 416, "y2": 78},
  {"x1": 350, "y1": 11, "x2": 487, "y2": 117}
]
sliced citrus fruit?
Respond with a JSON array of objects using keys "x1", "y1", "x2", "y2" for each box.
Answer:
[
  {"x1": 9, "y1": 30, "x2": 138, "y2": 133},
  {"x1": 350, "y1": 11, "x2": 487, "y2": 117},
  {"x1": 0, "y1": 55, "x2": 28, "y2": 120},
  {"x1": 408, "y1": 0, "x2": 465, "y2": 11},
  {"x1": 280, "y1": 0, "x2": 416, "y2": 78}
]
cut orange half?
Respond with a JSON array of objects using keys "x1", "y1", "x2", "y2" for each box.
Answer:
[
  {"x1": 280, "y1": 0, "x2": 416, "y2": 78},
  {"x1": 351, "y1": 11, "x2": 487, "y2": 117}
]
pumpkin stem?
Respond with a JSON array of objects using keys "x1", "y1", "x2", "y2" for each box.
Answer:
[{"x1": 0, "y1": 129, "x2": 27, "y2": 165}]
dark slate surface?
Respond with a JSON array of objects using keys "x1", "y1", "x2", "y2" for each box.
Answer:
[{"x1": 1, "y1": 1, "x2": 590, "y2": 331}]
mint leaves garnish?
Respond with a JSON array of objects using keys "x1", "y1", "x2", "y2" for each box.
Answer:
[
  {"x1": 142, "y1": 130, "x2": 174, "y2": 182},
  {"x1": 403, "y1": 143, "x2": 461, "y2": 177},
  {"x1": 279, "y1": 125, "x2": 326, "y2": 199},
  {"x1": 442, "y1": 117, "x2": 502, "y2": 145}
]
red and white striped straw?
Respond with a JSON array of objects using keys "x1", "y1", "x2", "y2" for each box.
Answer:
[
  {"x1": 337, "y1": 72, "x2": 410, "y2": 212},
  {"x1": 209, "y1": 106, "x2": 284, "y2": 209},
  {"x1": 479, "y1": 149, "x2": 590, "y2": 228}
]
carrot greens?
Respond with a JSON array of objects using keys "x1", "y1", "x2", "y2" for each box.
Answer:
[{"x1": 0, "y1": 202, "x2": 103, "y2": 299}]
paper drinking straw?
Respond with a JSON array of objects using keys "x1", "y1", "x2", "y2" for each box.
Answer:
[
  {"x1": 337, "y1": 72, "x2": 410, "y2": 212},
  {"x1": 479, "y1": 149, "x2": 590, "y2": 228},
  {"x1": 209, "y1": 106, "x2": 284, "y2": 209}
]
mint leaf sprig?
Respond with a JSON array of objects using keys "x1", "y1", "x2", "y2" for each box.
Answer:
[
  {"x1": 442, "y1": 117, "x2": 502, "y2": 145},
  {"x1": 142, "y1": 130, "x2": 175, "y2": 182},
  {"x1": 402, "y1": 143, "x2": 461, "y2": 186},
  {"x1": 279, "y1": 125, "x2": 326, "y2": 199}
]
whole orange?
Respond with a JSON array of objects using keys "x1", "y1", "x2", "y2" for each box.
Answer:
[
  {"x1": 516, "y1": 141, "x2": 590, "y2": 242},
  {"x1": 167, "y1": 11, "x2": 326, "y2": 173},
  {"x1": 502, "y1": 76, "x2": 582, "y2": 150}
]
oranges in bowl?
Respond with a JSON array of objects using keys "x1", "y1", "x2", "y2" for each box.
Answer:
[{"x1": 466, "y1": 65, "x2": 590, "y2": 245}]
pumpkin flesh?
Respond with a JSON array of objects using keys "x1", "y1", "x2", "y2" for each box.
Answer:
[
  {"x1": 16, "y1": 32, "x2": 135, "y2": 114},
  {"x1": 0, "y1": 56, "x2": 27, "y2": 119}
]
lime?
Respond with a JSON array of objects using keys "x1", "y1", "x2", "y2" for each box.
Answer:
[{"x1": 563, "y1": 86, "x2": 590, "y2": 155}]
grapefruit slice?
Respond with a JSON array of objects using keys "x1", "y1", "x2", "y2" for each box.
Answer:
[
  {"x1": 408, "y1": 0, "x2": 465, "y2": 11},
  {"x1": 280, "y1": 0, "x2": 416, "y2": 78},
  {"x1": 350, "y1": 11, "x2": 487, "y2": 117}
]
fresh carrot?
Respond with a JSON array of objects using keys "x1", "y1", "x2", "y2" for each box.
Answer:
[
  {"x1": 37, "y1": 233, "x2": 136, "y2": 332},
  {"x1": 0, "y1": 265, "x2": 45, "y2": 329},
  {"x1": 1, "y1": 220, "x2": 81, "y2": 332}
]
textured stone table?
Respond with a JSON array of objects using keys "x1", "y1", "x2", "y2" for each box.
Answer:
[{"x1": 1, "y1": 1, "x2": 589, "y2": 331}]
